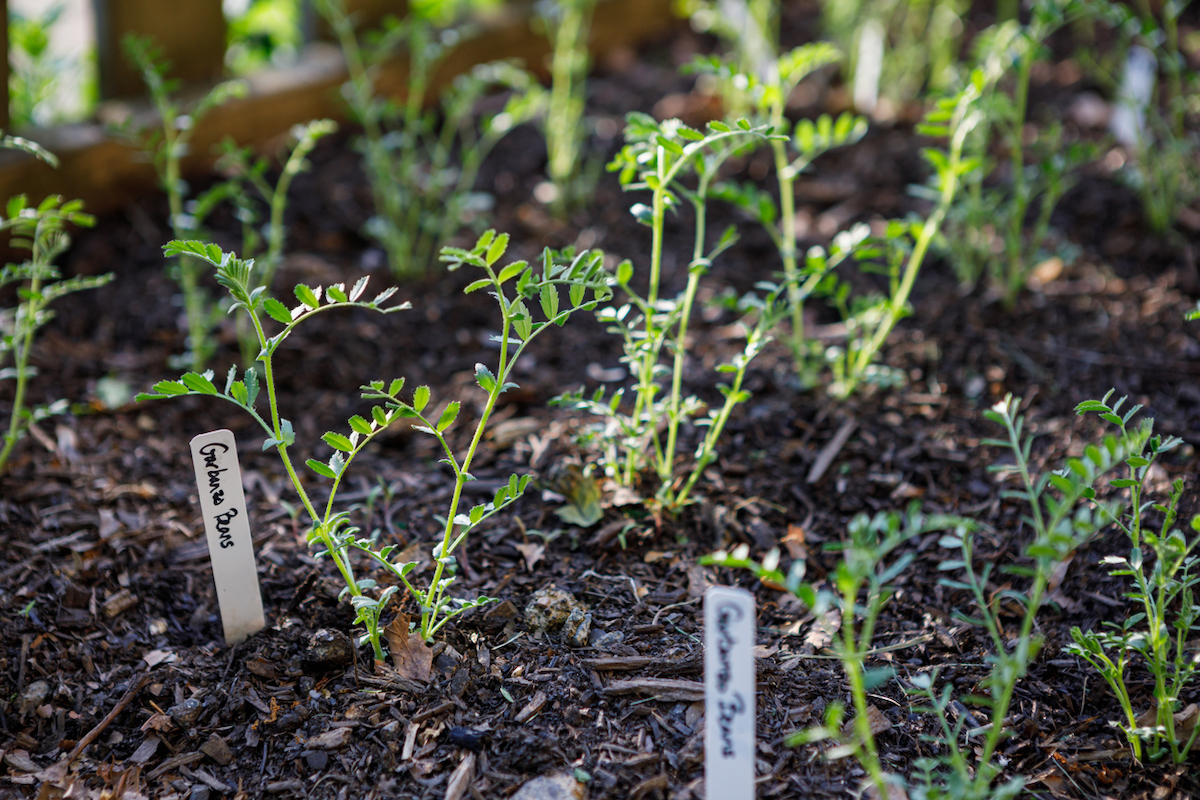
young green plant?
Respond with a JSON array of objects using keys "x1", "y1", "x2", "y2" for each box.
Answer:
[
  {"x1": 825, "y1": 73, "x2": 984, "y2": 398},
  {"x1": 688, "y1": 36, "x2": 868, "y2": 384},
  {"x1": 915, "y1": 393, "x2": 1122, "y2": 798},
  {"x1": 139, "y1": 230, "x2": 612, "y2": 651},
  {"x1": 704, "y1": 507, "x2": 962, "y2": 800},
  {"x1": 557, "y1": 115, "x2": 779, "y2": 509},
  {"x1": 534, "y1": 0, "x2": 597, "y2": 215},
  {"x1": 316, "y1": 0, "x2": 545, "y2": 277},
  {"x1": 122, "y1": 34, "x2": 247, "y2": 370},
  {"x1": 199, "y1": 119, "x2": 339, "y2": 365},
  {"x1": 1065, "y1": 391, "x2": 1200, "y2": 763},
  {"x1": 0, "y1": 137, "x2": 112, "y2": 474},
  {"x1": 940, "y1": 7, "x2": 1095, "y2": 306},
  {"x1": 137, "y1": 240, "x2": 410, "y2": 658}
]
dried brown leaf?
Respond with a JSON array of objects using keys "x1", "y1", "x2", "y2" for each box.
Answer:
[{"x1": 383, "y1": 614, "x2": 432, "y2": 683}]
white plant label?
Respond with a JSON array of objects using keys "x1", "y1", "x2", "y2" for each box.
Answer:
[
  {"x1": 705, "y1": 585, "x2": 756, "y2": 800},
  {"x1": 1111, "y1": 46, "x2": 1156, "y2": 147},
  {"x1": 189, "y1": 429, "x2": 265, "y2": 645},
  {"x1": 853, "y1": 19, "x2": 885, "y2": 116}
]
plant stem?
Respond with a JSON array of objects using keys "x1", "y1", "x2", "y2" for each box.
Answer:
[{"x1": 1003, "y1": 44, "x2": 1034, "y2": 309}]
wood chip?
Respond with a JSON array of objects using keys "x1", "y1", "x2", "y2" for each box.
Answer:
[
  {"x1": 581, "y1": 656, "x2": 654, "y2": 671},
  {"x1": 146, "y1": 752, "x2": 204, "y2": 779},
  {"x1": 128, "y1": 735, "x2": 160, "y2": 765},
  {"x1": 842, "y1": 704, "x2": 892, "y2": 739},
  {"x1": 514, "y1": 690, "x2": 547, "y2": 723},
  {"x1": 199, "y1": 733, "x2": 233, "y2": 765},
  {"x1": 305, "y1": 727, "x2": 353, "y2": 750},
  {"x1": 103, "y1": 588, "x2": 138, "y2": 618},
  {"x1": 444, "y1": 751, "x2": 476, "y2": 800},
  {"x1": 603, "y1": 678, "x2": 704, "y2": 702},
  {"x1": 807, "y1": 417, "x2": 857, "y2": 484}
]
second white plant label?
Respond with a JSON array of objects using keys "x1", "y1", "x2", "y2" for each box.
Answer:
[
  {"x1": 189, "y1": 429, "x2": 265, "y2": 645},
  {"x1": 705, "y1": 585, "x2": 756, "y2": 800}
]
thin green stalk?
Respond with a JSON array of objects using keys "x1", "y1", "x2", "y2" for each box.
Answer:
[{"x1": 0, "y1": 273, "x2": 41, "y2": 470}]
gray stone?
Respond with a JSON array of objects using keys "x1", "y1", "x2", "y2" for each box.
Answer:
[
  {"x1": 168, "y1": 698, "x2": 202, "y2": 728},
  {"x1": 511, "y1": 772, "x2": 587, "y2": 800},
  {"x1": 302, "y1": 629, "x2": 354, "y2": 672}
]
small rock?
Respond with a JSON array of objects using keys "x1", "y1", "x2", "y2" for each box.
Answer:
[
  {"x1": 168, "y1": 698, "x2": 202, "y2": 728},
  {"x1": 18, "y1": 681, "x2": 49, "y2": 715},
  {"x1": 590, "y1": 630, "x2": 625, "y2": 651},
  {"x1": 511, "y1": 771, "x2": 587, "y2": 800},
  {"x1": 304, "y1": 750, "x2": 329, "y2": 770},
  {"x1": 305, "y1": 727, "x2": 353, "y2": 750},
  {"x1": 525, "y1": 588, "x2": 588, "y2": 641},
  {"x1": 199, "y1": 733, "x2": 233, "y2": 766},
  {"x1": 189, "y1": 785, "x2": 211, "y2": 800},
  {"x1": 562, "y1": 607, "x2": 591, "y2": 648},
  {"x1": 302, "y1": 629, "x2": 353, "y2": 672}
]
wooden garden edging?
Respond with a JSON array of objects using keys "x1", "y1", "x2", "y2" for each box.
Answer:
[{"x1": 0, "y1": 0, "x2": 676, "y2": 217}]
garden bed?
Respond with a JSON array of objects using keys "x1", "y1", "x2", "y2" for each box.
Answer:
[{"x1": 2, "y1": 2, "x2": 1199, "y2": 799}]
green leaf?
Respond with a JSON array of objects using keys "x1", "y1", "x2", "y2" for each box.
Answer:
[
  {"x1": 486, "y1": 232, "x2": 509, "y2": 265},
  {"x1": 539, "y1": 284, "x2": 559, "y2": 320},
  {"x1": 475, "y1": 363, "x2": 497, "y2": 393},
  {"x1": 326, "y1": 284, "x2": 347, "y2": 302},
  {"x1": 414, "y1": 385, "x2": 431, "y2": 413},
  {"x1": 307, "y1": 458, "x2": 338, "y2": 479},
  {"x1": 323, "y1": 431, "x2": 355, "y2": 452},
  {"x1": 372, "y1": 406, "x2": 389, "y2": 426},
  {"x1": 148, "y1": 380, "x2": 189, "y2": 397},
  {"x1": 294, "y1": 283, "x2": 320, "y2": 309},
  {"x1": 181, "y1": 371, "x2": 219, "y2": 395},
  {"x1": 497, "y1": 261, "x2": 526, "y2": 283},
  {"x1": 263, "y1": 297, "x2": 291, "y2": 323},
  {"x1": 348, "y1": 415, "x2": 373, "y2": 435},
  {"x1": 464, "y1": 279, "x2": 492, "y2": 293},
  {"x1": 437, "y1": 401, "x2": 461, "y2": 432}
]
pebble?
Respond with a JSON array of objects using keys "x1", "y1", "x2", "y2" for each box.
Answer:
[
  {"x1": 561, "y1": 608, "x2": 591, "y2": 648},
  {"x1": 168, "y1": 698, "x2": 203, "y2": 728},
  {"x1": 302, "y1": 629, "x2": 353, "y2": 672},
  {"x1": 304, "y1": 750, "x2": 329, "y2": 770},
  {"x1": 590, "y1": 630, "x2": 625, "y2": 651},
  {"x1": 189, "y1": 785, "x2": 211, "y2": 800},
  {"x1": 510, "y1": 772, "x2": 587, "y2": 800},
  {"x1": 525, "y1": 588, "x2": 592, "y2": 647}
]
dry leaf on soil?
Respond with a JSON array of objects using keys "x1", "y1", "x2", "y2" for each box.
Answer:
[{"x1": 383, "y1": 613, "x2": 432, "y2": 683}]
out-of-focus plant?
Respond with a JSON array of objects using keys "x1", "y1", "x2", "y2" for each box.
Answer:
[
  {"x1": 682, "y1": 2, "x2": 868, "y2": 385},
  {"x1": 196, "y1": 119, "x2": 338, "y2": 365},
  {"x1": 225, "y1": 0, "x2": 304, "y2": 75},
  {"x1": 555, "y1": 115, "x2": 780, "y2": 509},
  {"x1": 316, "y1": 0, "x2": 545, "y2": 277},
  {"x1": 940, "y1": 6, "x2": 1096, "y2": 307},
  {"x1": 534, "y1": 0, "x2": 597, "y2": 215},
  {"x1": 121, "y1": 34, "x2": 248, "y2": 371},
  {"x1": 825, "y1": 74, "x2": 984, "y2": 399},
  {"x1": 820, "y1": 0, "x2": 967, "y2": 116},
  {"x1": 1082, "y1": 0, "x2": 1200, "y2": 234},
  {"x1": 0, "y1": 136, "x2": 112, "y2": 474},
  {"x1": 1065, "y1": 391, "x2": 1200, "y2": 763}
]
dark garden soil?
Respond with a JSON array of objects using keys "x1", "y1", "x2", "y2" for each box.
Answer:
[{"x1": 3, "y1": 2, "x2": 1200, "y2": 798}]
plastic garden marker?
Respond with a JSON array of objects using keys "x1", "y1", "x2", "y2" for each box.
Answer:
[
  {"x1": 705, "y1": 585, "x2": 755, "y2": 799},
  {"x1": 1111, "y1": 46, "x2": 1155, "y2": 148},
  {"x1": 189, "y1": 429, "x2": 265, "y2": 645},
  {"x1": 853, "y1": 19, "x2": 885, "y2": 117}
]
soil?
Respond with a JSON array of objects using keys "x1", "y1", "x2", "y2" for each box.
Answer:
[{"x1": 3, "y1": 2, "x2": 1200, "y2": 799}]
